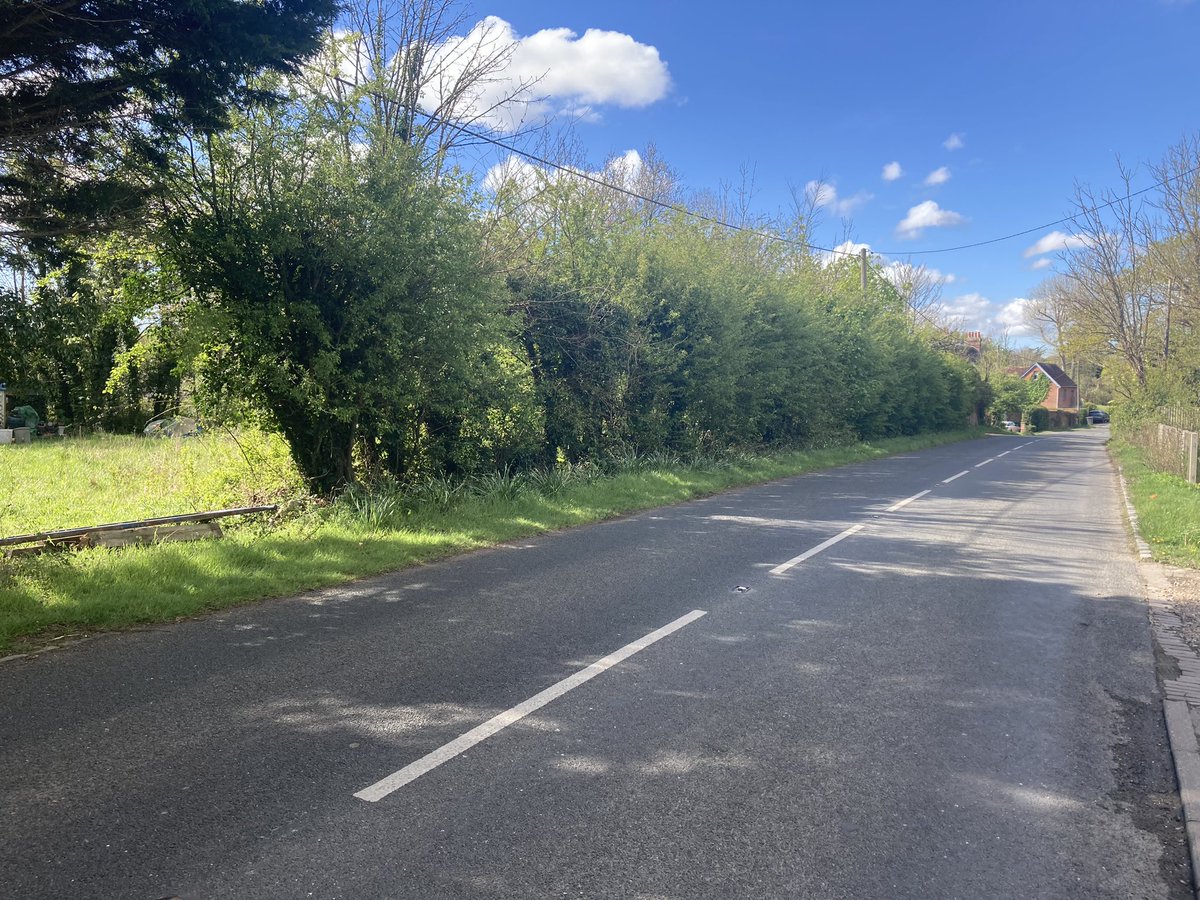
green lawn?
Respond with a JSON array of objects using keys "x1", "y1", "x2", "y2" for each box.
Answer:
[
  {"x1": 0, "y1": 428, "x2": 981, "y2": 654},
  {"x1": 0, "y1": 430, "x2": 304, "y2": 537},
  {"x1": 1110, "y1": 439, "x2": 1200, "y2": 568}
]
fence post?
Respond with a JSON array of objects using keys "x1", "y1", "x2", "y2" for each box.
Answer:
[{"x1": 1189, "y1": 430, "x2": 1199, "y2": 484}]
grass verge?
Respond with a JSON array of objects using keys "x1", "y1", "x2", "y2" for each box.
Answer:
[
  {"x1": 0, "y1": 428, "x2": 981, "y2": 654},
  {"x1": 0, "y1": 430, "x2": 303, "y2": 537},
  {"x1": 1111, "y1": 438, "x2": 1200, "y2": 568}
]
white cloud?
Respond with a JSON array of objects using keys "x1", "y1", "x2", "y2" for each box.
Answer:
[
  {"x1": 805, "y1": 180, "x2": 873, "y2": 217},
  {"x1": 603, "y1": 148, "x2": 644, "y2": 186},
  {"x1": 882, "y1": 161, "x2": 903, "y2": 181},
  {"x1": 1030, "y1": 257, "x2": 1054, "y2": 271},
  {"x1": 1022, "y1": 230, "x2": 1094, "y2": 258},
  {"x1": 943, "y1": 132, "x2": 965, "y2": 151},
  {"x1": 482, "y1": 155, "x2": 544, "y2": 194},
  {"x1": 822, "y1": 243, "x2": 959, "y2": 291},
  {"x1": 881, "y1": 260, "x2": 957, "y2": 286},
  {"x1": 483, "y1": 148, "x2": 643, "y2": 197},
  {"x1": 932, "y1": 293, "x2": 1037, "y2": 337},
  {"x1": 807, "y1": 180, "x2": 836, "y2": 208},
  {"x1": 342, "y1": 17, "x2": 672, "y2": 133},
  {"x1": 822, "y1": 240, "x2": 873, "y2": 266},
  {"x1": 895, "y1": 200, "x2": 967, "y2": 239},
  {"x1": 503, "y1": 20, "x2": 670, "y2": 107},
  {"x1": 924, "y1": 166, "x2": 951, "y2": 186},
  {"x1": 996, "y1": 298, "x2": 1035, "y2": 335},
  {"x1": 934, "y1": 292, "x2": 990, "y2": 328}
]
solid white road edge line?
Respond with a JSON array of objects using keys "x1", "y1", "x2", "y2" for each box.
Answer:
[
  {"x1": 885, "y1": 489, "x2": 931, "y2": 513},
  {"x1": 942, "y1": 470, "x2": 970, "y2": 484},
  {"x1": 353, "y1": 609, "x2": 708, "y2": 803},
  {"x1": 769, "y1": 524, "x2": 866, "y2": 576},
  {"x1": 974, "y1": 458, "x2": 996, "y2": 468}
]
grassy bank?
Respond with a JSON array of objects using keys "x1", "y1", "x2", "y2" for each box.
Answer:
[
  {"x1": 1111, "y1": 438, "x2": 1200, "y2": 568},
  {"x1": 0, "y1": 428, "x2": 981, "y2": 654},
  {"x1": 0, "y1": 430, "x2": 304, "y2": 537}
]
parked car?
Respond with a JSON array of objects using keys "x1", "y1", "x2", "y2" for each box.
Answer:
[
  {"x1": 1087, "y1": 409, "x2": 1110, "y2": 424},
  {"x1": 1001, "y1": 420, "x2": 1020, "y2": 433}
]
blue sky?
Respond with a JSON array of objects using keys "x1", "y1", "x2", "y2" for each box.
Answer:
[{"x1": 434, "y1": 0, "x2": 1200, "y2": 340}]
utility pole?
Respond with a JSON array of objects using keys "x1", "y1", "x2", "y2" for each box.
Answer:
[
  {"x1": 859, "y1": 247, "x2": 868, "y2": 297},
  {"x1": 1165, "y1": 279, "x2": 1174, "y2": 363}
]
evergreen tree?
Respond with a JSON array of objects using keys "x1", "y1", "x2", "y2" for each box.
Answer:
[{"x1": 0, "y1": 0, "x2": 334, "y2": 244}]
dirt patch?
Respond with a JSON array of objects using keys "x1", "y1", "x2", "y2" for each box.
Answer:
[{"x1": 1157, "y1": 564, "x2": 1200, "y2": 654}]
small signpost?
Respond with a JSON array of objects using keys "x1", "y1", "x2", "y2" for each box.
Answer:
[{"x1": 0, "y1": 382, "x2": 9, "y2": 444}]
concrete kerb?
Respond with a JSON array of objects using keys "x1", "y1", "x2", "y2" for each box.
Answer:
[
  {"x1": 1116, "y1": 463, "x2": 1154, "y2": 560},
  {"x1": 1115, "y1": 462, "x2": 1200, "y2": 894}
]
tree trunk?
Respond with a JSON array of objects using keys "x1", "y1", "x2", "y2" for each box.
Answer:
[{"x1": 277, "y1": 410, "x2": 356, "y2": 494}]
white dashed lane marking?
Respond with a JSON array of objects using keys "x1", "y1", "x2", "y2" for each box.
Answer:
[{"x1": 354, "y1": 609, "x2": 708, "y2": 802}]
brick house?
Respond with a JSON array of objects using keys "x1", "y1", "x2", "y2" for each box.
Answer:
[{"x1": 1022, "y1": 363, "x2": 1079, "y2": 424}]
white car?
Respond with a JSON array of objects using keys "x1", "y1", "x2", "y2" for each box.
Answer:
[{"x1": 1001, "y1": 420, "x2": 1020, "y2": 433}]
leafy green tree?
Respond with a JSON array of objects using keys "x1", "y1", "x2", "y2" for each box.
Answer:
[
  {"x1": 510, "y1": 273, "x2": 636, "y2": 464},
  {"x1": 0, "y1": 236, "x2": 182, "y2": 429},
  {"x1": 987, "y1": 374, "x2": 1050, "y2": 426},
  {"x1": 495, "y1": 148, "x2": 982, "y2": 461},
  {"x1": 163, "y1": 87, "x2": 516, "y2": 491}
]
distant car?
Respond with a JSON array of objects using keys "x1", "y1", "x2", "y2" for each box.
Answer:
[
  {"x1": 1001, "y1": 420, "x2": 1020, "y2": 433},
  {"x1": 1087, "y1": 410, "x2": 1110, "y2": 424}
]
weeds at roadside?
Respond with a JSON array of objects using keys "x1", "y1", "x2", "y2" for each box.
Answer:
[
  {"x1": 1111, "y1": 439, "x2": 1200, "y2": 568},
  {"x1": 0, "y1": 428, "x2": 983, "y2": 652}
]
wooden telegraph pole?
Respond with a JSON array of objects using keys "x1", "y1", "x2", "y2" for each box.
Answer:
[{"x1": 1165, "y1": 279, "x2": 1174, "y2": 363}]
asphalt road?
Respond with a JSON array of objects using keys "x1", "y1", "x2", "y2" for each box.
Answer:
[{"x1": 0, "y1": 428, "x2": 1190, "y2": 898}]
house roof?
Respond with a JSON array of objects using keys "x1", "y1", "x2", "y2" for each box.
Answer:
[{"x1": 1022, "y1": 362, "x2": 1077, "y2": 388}]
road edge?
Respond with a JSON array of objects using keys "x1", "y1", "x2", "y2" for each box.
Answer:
[{"x1": 1115, "y1": 458, "x2": 1200, "y2": 895}]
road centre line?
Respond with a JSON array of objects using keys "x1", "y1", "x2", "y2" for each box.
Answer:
[
  {"x1": 769, "y1": 524, "x2": 866, "y2": 576},
  {"x1": 885, "y1": 490, "x2": 931, "y2": 513},
  {"x1": 996, "y1": 450, "x2": 1011, "y2": 457},
  {"x1": 353, "y1": 609, "x2": 708, "y2": 803},
  {"x1": 360, "y1": 438, "x2": 1022, "y2": 800}
]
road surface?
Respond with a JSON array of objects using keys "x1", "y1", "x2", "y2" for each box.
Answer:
[{"x1": 0, "y1": 428, "x2": 1189, "y2": 898}]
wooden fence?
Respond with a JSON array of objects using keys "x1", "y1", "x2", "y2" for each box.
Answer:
[
  {"x1": 1137, "y1": 419, "x2": 1200, "y2": 483},
  {"x1": 1162, "y1": 405, "x2": 1200, "y2": 432}
]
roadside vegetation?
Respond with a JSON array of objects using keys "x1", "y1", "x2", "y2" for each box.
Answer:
[
  {"x1": 0, "y1": 428, "x2": 980, "y2": 653},
  {"x1": 30, "y1": 0, "x2": 1199, "y2": 649},
  {"x1": 1111, "y1": 439, "x2": 1200, "y2": 568},
  {"x1": 0, "y1": 0, "x2": 994, "y2": 653},
  {"x1": 0, "y1": 431, "x2": 303, "y2": 538}
]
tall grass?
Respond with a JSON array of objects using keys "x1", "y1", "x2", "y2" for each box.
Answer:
[
  {"x1": 1111, "y1": 439, "x2": 1200, "y2": 567},
  {"x1": 0, "y1": 430, "x2": 304, "y2": 538},
  {"x1": 0, "y1": 428, "x2": 982, "y2": 653}
]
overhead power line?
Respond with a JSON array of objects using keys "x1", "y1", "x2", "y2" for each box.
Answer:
[
  {"x1": 873, "y1": 162, "x2": 1200, "y2": 256},
  {"x1": 323, "y1": 73, "x2": 1200, "y2": 350},
  {"x1": 331, "y1": 74, "x2": 1200, "y2": 264},
  {"x1": 329, "y1": 74, "x2": 856, "y2": 258}
]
